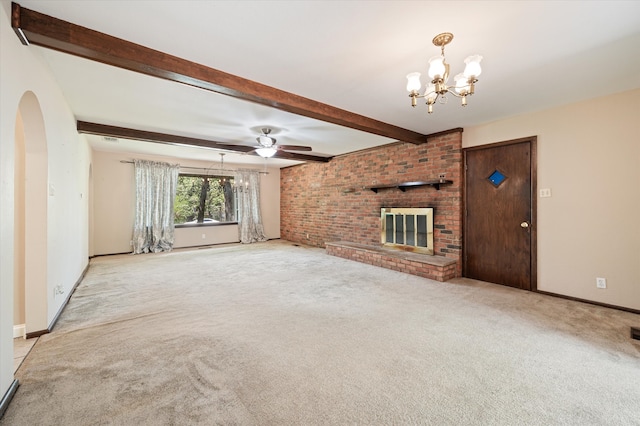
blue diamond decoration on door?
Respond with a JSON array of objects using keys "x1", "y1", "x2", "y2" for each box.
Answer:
[{"x1": 488, "y1": 170, "x2": 507, "y2": 187}]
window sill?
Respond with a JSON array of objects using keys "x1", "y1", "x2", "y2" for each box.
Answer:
[{"x1": 175, "y1": 222, "x2": 238, "y2": 229}]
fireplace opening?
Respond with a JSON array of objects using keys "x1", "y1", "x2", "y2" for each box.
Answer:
[{"x1": 381, "y1": 208, "x2": 434, "y2": 255}]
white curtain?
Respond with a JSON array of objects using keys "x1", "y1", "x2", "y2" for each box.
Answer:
[
  {"x1": 133, "y1": 159, "x2": 180, "y2": 254},
  {"x1": 235, "y1": 169, "x2": 268, "y2": 244}
]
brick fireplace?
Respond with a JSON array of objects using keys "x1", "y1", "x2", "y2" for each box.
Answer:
[{"x1": 280, "y1": 130, "x2": 463, "y2": 280}]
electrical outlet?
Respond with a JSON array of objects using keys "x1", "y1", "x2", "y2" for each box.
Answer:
[
  {"x1": 201, "y1": 233, "x2": 206, "y2": 239},
  {"x1": 53, "y1": 285, "x2": 64, "y2": 297},
  {"x1": 596, "y1": 277, "x2": 607, "y2": 289},
  {"x1": 540, "y1": 188, "x2": 552, "y2": 198}
]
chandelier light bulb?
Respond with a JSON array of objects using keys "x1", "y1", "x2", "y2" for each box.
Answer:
[
  {"x1": 427, "y1": 56, "x2": 446, "y2": 80},
  {"x1": 425, "y1": 83, "x2": 437, "y2": 102},
  {"x1": 463, "y1": 55, "x2": 483, "y2": 79},
  {"x1": 454, "y1": 73, "x2": 468, "y2": 94},
  {"x1": 406, "y1": 72, "x2": 422, "y2": 92}
]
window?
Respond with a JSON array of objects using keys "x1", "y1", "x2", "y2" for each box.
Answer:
[{"x1": 174, "y1": 174, "x2": 236, "y2": 225}]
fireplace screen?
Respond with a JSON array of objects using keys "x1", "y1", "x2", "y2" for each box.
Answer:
[{"x1": 381, "y1": 208, "x2": 434, "y2": 255}]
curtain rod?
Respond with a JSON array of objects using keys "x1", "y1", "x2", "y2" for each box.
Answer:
[{"x1": 119, "y1": 160, "x2": 268, "y2": 174}]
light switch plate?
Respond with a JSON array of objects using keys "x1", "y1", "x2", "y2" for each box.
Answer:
[{"x1": 540, "y1": 188, "x2": 552, "y2": 198}]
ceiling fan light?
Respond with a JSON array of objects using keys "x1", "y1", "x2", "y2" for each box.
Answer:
[
  {"x1": 463, "y1": 54, "x2": 483, "y2": 79},
  {"x1": 256, "y1": 147, "x2": 277, "y2": 158},
  {"x1": 257, "y1": 135, "x2": 274, "y2": 147},
  {"x1": 406, "y1": 72, "x2": 421, "y2": 92}
]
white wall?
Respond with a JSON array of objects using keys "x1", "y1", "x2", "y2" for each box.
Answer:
[
  {"x1": 464, "y1": 89, "x2": 640, "y2": 310},
  {"x1": 13, "y1": 112, "x2": 25, "y2": 328},
  {"x1": 92, "y1": 150, "x2": 281, "y2": 255},
  {"x1": 0, "y1": 0, "x2": 91, "y2": 399}
]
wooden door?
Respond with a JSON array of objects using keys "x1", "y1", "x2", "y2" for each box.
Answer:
[{"x1": 464, "y1": 138, "x2": 537, "y2": 290}]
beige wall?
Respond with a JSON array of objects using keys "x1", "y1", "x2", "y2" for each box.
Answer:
[
  {"x1": 463, "y1": 89, "x2": 640, "y2": 310},
  {"x1": 91, "y1": 150, "x2": 281, "y2": 255}
]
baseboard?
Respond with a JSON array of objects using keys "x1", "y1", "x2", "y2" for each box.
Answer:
[
  {"x1": 535, "y1": 290, "x2": 640, "y2": 315},
  {"x1": 90, "y1": 251, "x2": 132, "y2": 258},
  {"x1": 0, "y1": 379, "x2": 19, "y2": 420},
  {"x1": 91, "y1": 239, "x2": 283, "y2": 257},
  {"x1": 13, "y1": 325, "x2": 25, "y2": 339},
  {"x1": 25, "y1": 329, "x2": 49, "y2": 339},
  {"x1": 176, "y1": 241, "x2": 240, "y2": 251},
  {"x1": 25, "y1": 262, "x2": 90, "y2": 339}
]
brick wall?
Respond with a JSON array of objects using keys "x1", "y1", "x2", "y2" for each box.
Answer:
[{"x1": 280, "y1": 131, "x2": 463, "y2": 277}]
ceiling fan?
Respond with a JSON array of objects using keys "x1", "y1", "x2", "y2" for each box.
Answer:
[{"x1": 252, "y1": 128, "x2": 312, "y2": 158}]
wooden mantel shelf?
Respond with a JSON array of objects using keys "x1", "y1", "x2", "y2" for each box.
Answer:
[{"x1": 366, "y1": 180, "x2": 453, "y2": 193}]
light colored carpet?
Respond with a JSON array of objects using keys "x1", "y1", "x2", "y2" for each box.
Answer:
[{"x1": 3, "y1": 240, "x2": 639, "y2": 425}]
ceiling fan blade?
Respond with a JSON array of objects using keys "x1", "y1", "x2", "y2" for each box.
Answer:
[
  {"x1": 268, "y1": 150, "x2": 332, "y2": 163},
  {"x1": 277, "y1": 145, "x2": 313, "y2": 151}
]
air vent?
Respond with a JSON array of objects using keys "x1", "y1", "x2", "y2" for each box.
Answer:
[{"x1": 103, "y1": 136, "x2": 118, "y2": 142}]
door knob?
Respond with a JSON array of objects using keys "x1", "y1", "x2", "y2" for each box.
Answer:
[{"x1": 520, "y1": 221, "x2": 530, "y2": 228}]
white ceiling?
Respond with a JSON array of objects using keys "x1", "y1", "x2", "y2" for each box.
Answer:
[{"x1": 18, "y1": 0, "x2": 640, "y2": 167}]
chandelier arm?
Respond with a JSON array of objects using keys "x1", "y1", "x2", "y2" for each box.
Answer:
[
  {"x1": 418, "y1": 87, "x2": 468, "y2": 99},
  {"x1": 413, "y1": 92, "x2": 439, "y2": 101},
  {"x1": 443, "y1": 90, "x2": 463, "y2": 99}
]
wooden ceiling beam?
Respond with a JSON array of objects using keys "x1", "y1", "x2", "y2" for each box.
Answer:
[
  {"x1": 12, "y1": 2, "x2": 428, "y2": 145},
  {"x1": 76, "y1": 121, "x2": 333, "y2": 163}
]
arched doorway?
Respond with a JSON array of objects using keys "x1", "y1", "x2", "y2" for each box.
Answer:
[{"x1": 14, "y1": 91, "x2": 48, "y2": 338}]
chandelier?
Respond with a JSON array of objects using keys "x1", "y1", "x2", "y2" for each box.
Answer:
[
  {"x1": 406, "y1": 32, "x2": 482, "y2": 113},
  {"x1": 233, "y1": 178, "x2": 249, "y2": 193},
  {"x1": 216, "y1": 153, "x2": 248, "y2": 192}
]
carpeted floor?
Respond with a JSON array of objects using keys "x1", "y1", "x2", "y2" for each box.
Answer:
[{"x1": 3, "y1": 240, "x2": 639, "y2": 425}]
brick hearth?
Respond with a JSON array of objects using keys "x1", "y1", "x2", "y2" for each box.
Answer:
[{"x1": 325, "y1": 241, "x2": 458, "y2": 282}]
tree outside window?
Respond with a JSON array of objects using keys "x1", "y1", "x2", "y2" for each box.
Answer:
[{"x1": 174, "y1": 175, "x2": 236, "y2": 224}]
